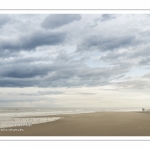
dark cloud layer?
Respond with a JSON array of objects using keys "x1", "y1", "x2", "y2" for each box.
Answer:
[
  {"x1": 100, "y1": 14, "x2": 116, "y2": 21},
  {"x1": 0, "y1": 63, "x2": 50, "y2": 78},
  {"x1": 0, "y1": 57, "x2": 129, "y2": 87},
  {"x1": 41, "y1": 14, "x2": 81, "y2": 29},
  {"x1": 0, "y1": 15, "x2": 10, "y2": 27},
  {"x1": 77, "y1": 35, "x2": 137, "y2": 52},
  {"x1": 0, "y1": 31, "x2": 66, "y2": 52}
]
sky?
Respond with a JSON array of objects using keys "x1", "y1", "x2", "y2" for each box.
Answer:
[{"x1": 0, "y1": 14, "x2": 150, "y2": 108}]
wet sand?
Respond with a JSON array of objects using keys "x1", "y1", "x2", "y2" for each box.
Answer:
[{"x1": 0, "y1": 112, "x2": 150, "y2": 136}]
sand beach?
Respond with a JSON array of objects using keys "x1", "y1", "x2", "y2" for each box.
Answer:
[{"x1": 0, "y1": 111, "x2": 150, "y2": 136}]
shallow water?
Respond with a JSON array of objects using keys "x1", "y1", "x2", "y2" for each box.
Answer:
[
  {"x1": 0, "y1": 107, "x2": 147, "y2": 128},
  {"x1": 0, "y1": 117, "x2": 61, "y2": 128}
]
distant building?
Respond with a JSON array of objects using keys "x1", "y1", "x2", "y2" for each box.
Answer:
[{"x1": 142, "y1": 108, "x2": 145, "y2": 112}]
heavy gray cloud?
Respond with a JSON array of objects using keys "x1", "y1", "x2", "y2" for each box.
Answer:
[
  {"x1": 41, "y1": 14, "x2": 81, "y2": 29},
  {"x1": 100, "y1": 14, "x2": 116, "y2": 21},
  {"x1": 0, "y1": 30, "x2": 66, "y2": 52},
  {"x1": 0, "y1": 15, "x2": 10, "y2": 28},
  {"x1": 0, "y1": 56, "x2": 130, "y2": 87},
  {"x1": 77, "y1": 35, "x2": 137, "y2": 52},
  {"x1": 0, "y1": 63, "x2": 50, "y2": 78}
]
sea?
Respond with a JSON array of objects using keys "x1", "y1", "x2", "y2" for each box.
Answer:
[{"x1": 0, "y1": 107, "x2": 148, "y2": 129}]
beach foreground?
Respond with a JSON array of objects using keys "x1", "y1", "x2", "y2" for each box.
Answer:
[{"x1": 0, "y1": 112, "x2": 150, "y2": 136}]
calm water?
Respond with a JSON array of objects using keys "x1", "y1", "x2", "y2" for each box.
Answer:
[
  {"x1": 0, "y1": 107, "x2": 146, "y2": 118},
  {"x1": 0, "y1": 107, "x2": 147, "y2": 128}
]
